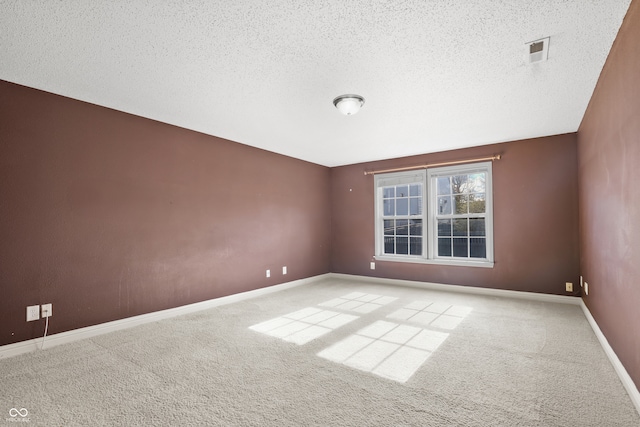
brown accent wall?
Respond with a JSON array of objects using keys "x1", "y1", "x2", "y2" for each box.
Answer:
[
  {"x1": 0, "y1": 81, "x2": 331, "y2": 346},
  {"x1": 331, "y1": 134, "x2": 580, "y2": 295},
  {"x1": 577, "y1": 0, "x2": 640, "y2": 389}
]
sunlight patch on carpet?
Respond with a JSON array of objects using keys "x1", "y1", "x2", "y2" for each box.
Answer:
[
  {"x1": 387, "y1": 301, "x2": 473, "y2": 330},
  {"x1": 250, "y1": 294, "x2": 473, "y2": 382},
  {"x1": 249, "y1": 308, "x2": 359, "y2": 345},
  {"x1": 318, "y1": 301, "x2": 473, "y2": 382},
  {"x1": 318, "y1": 321, "x2": 449, "y2": 383},
  {"x1": 318, "y1": 292, "x2": 398, "y2": 314}
]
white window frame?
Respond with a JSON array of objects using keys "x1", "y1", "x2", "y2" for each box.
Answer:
[
  {"x1": 374, "y1": 170, "x2": 426, "y2": 261},
  {"x1": 374, "y1": 161, "x2": 494, "y2": 268}
]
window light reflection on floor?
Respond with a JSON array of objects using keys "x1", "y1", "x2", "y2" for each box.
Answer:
[
  {"x1": 318, "y1": 301, "x2": 473, "y2": 383},
  {"x1": 387, "y1": 301, "x2": 473, "y2": 330},
  {"x1": 248, "y1": 293, "x2": 398, "y2": 346},
  {"x1": 318, "y1": 292, "x2": 398, "y2": 313},
  {"x1": 249, "y1": 294, "x2": 473, "y2": 383},
  {"x1": 318, "y1": 320, "x2": 449, "y2": 383},
  {"x1": 249, "y1": 307, "x2": 359, "y2": 345}
]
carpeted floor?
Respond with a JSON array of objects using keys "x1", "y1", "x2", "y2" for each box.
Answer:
[{"x1": 1, "y1": 278, "x2": 639, "y2": 426}]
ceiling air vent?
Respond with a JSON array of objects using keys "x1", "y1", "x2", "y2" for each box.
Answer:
[{"x1": 526, "y1": 37, "x2": 549, "y2": 64}]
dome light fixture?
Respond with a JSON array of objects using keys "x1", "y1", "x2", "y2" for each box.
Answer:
[{"x1": 333, "y1": 94, "x2": 365, "y2": 115}]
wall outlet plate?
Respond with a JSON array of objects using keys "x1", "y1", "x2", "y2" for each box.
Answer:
[
  {"x1": 282, "y1": 266, "x2": 287, "y2": 275},
  {"x1": 565, "y1": 282, "x2": 573, "y2": 292},
  {"x1": 370, "y1": 262, "x2": 375, "y2": 270},
  {"x1": 27, "y1": 305, "x2": 40, "y2": 321},
  {"x1": 41, "y1": 303, "x2": 52, "y2": 318},
  {"x1": 266, "y1": 269, "x2": 270, "y2": 278}
]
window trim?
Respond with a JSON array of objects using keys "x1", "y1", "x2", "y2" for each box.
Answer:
[
  {"x1": 374, "y1": 161, "x2": 494, "y2": 268},
  {"x1": 374, "y1": 170, "x2": 426, "y2": 259}
]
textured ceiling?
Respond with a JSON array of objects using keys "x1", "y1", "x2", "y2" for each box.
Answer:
[{"x1": 0, "y1": 1, "x2": 632, "y2": 167}]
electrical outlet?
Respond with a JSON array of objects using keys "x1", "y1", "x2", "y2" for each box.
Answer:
[
  {"x1": 580, "y1": 275, "x2": 583, "y2": 288},
  {"x1": 584, "y1": 282, "x2": 589, "y2": 295},
  {"x1": 370, "y1": 262, "x2": 375, "y2": 270},
  {"x1": 565, "y1": 282, "x2": 573, "y2": 292},
  {"x1": 282, "y1": 266, "x2": 287, "y2": 275},
  {"x1": 41, "y1": 303, "x2": 52, "y2": 318},
  {"x1": 266, "y1": 269, "x2": 270, "y2": 278},
  {"x1": 26, "y1": 305, "x2": 40, "y2": 322}
]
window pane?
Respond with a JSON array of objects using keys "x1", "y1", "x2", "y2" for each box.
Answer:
[
  {"x1": 438, "y1": 238, "x2": 452, "y2": 256},
  {"x1": 396, "y1": 198, "x2": 409, "y2": 215},
  {"x1": 409, "y1": 197, "x2": 422, "y2": 215},
  {"x1": 409, "y1": 219, "x2": 423, "y2": 236},
  {"x1": 437, "y1": 219, "x2": 451, "y2": 236},
  {"x1": 396, "y1": 219, "x2": 408, "y2": 235},
  {"x1": 384, "y1": 236, "x2": 395, "y2": 254},
  {"x1": 437, "y1": 177, "x2": 451, "y2": 195},
  {"x1": 383, "y1": 199, "x2": 394, "y2": 215},
  {"x1": 438, "y1": 196, "x2": 451, "y2": 215},
  {"x1": 469, "y1": 173, "x2": 486, "y2": 193},
  {"x1": 410, "y1": 184, "x2": 422, "y2": 197},
  {"x1": 397, "y1": 237, "x2": 409, "y2": 255},
  {"x1": 455, "y1": 194, "x2": 468, "y2": 214},
  {"x1": 396, "y1": 185, "x2": 409, "y2": 197},
  {"x1": 410, "y1": 237, "x2": 422, "y2": 255},
  {"x1": 451, "y1": 175, "x2": 468, "y2": 194},
  {"x1": 384, "y1": 219, "x2": 394, "y2": 235},
  {"x1": 470, "y1": 238, "x2": 486, "y2": 258},
  {"x1": 383, "y1": 187, "x2": 395, "y2": 198},
  {"x1": 469, "y1": 193, "x2": 486, "y2": 213},
  {"x1": 453, "y1": 218, "x2": 468, "y2": 236},
  {"x1": 469, "y1": 218, "x2": 485, "y2": 236},
  {"x1": 453, "y1": 238, "x2": 468, "y2": 257}
]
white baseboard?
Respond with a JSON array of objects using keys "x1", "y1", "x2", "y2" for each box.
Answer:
[
  {"x1": 580, "y1": 301, "x2": 640, "y2": 415},
  {"x1": 329, "y1": 273, "x2": 582, "y2": 305},
  {"x1": 0, "y1": 273, "x2": 330, "y2": 360}
]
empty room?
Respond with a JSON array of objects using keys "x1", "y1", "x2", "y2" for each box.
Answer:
[{"x1": 1, "y1": 1, "x2": 639, "y2": 425}]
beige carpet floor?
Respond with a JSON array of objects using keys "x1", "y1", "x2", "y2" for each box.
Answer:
[{"x1": 1, "y1": 278, "x2": 639, "y2": 426}]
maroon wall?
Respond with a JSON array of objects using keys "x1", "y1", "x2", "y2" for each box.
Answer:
[
  {"x1": 0, "y1": 81, "x2": 331, "y2": 346},
  {"x1": 331, "y1": 134, "x2": 580, "y2": 295},
  {"x1": 577, "y1": 0, "x2": 640, "y2": 389}
]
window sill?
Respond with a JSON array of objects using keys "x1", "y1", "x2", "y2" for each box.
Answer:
[{"x1": 374, "y1": 255, "x2": 494, "y2": 268}]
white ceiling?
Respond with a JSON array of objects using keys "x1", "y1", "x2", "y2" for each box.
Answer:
[{"x1": 0, "y1": 1, "x2": 632, "y2": 167}]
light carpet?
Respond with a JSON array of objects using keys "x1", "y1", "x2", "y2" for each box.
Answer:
[{"x1": 1, "y1": 278, "x2": 638, "y2": 426}]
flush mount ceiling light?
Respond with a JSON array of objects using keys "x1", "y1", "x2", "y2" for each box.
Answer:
[{"x1": 333, "y1": 94, "x2": 365, "y2": 115}]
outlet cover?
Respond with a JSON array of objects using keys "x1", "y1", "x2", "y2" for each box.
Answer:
[
  {"x1": 370, "y1": 262, "x2": 375, "y2": 270},
  {"x1": 565, "y1": 282, "x2": 573, "y2": 292},
  {"x1": 27, "y1": 305, "x2": 40, "y2": 321},
  {"x1": 41, "y1": 303, "x2": 52, "y2": 318},
  {"x1": 585, "y1": 282, "x2": 589, "y2": 295},
  {"x1": 282, "y1": 266, "x2": 287, "y2": 275},
  {"x1": 266, "y1": 269, "x2": 270, "y2": 278}
]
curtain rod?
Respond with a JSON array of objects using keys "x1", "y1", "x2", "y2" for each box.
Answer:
[{"x1": 363, "y1": 154, "x2": 501, "y2": 176}]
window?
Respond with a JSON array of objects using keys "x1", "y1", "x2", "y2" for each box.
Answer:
[{"x1": 374, "y1": 162, "x2": 493, "y2": 267}]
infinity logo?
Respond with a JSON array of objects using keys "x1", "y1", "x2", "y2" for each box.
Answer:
[{"x1": 9, "y1": 408, "x2": 28, "y2": 418}]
